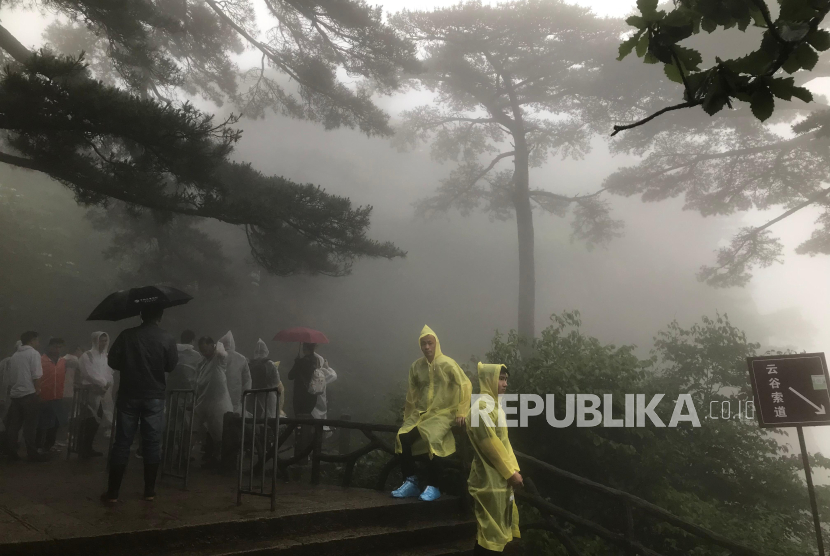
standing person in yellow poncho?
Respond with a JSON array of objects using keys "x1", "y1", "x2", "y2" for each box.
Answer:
[
  {"x1": 467, "y1": 363, "x2": 522, "y2": 554},
  {"x1": 392, "y1": 325, "x2": 472, "y2": 502}
]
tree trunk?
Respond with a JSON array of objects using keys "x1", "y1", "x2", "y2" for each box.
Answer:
[{"x1": 513, "y1": 133, "x2": 535, "y2": 349}]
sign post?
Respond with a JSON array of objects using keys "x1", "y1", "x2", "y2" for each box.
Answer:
[{"x1": 748, "y1": 353, "x2": 830, "y2": 556}]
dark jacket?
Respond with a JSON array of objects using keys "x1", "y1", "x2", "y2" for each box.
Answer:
[
  {"x1": 288, "y1": 354, "x2": 318, "y2": 416},
  {"x1": 108, "y1": 322, "x2": 178, "y2": 401}
]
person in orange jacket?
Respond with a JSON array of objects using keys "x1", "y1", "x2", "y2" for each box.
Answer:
[{"x1": 37, "y1": 338, "x2": 67, "y2": 451}]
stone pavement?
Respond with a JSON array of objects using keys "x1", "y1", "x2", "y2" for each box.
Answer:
[{"x1": 0, "y1": 449, "x2": 423, "y2": 546}]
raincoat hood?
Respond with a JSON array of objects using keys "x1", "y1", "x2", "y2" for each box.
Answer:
[
  {"x1": 218, "y1": 331, "x2": 235, "y2": 353},
  {"x1": 91, "y1": 331, "x2": 109, "y2": 354},
  {"x1": 253, "y1": 338, "x2": 269, "y2": 359},
  {"x1": 418, "y1": 325, "x2": 443, "y2": 362},
  {"x1": 477, "y1": 363, "x2": 505, "y2": 401}
]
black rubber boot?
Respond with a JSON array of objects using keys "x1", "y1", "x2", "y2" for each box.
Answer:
[{"x1": 143, "y1": 462, "x2": 160, "y2": 500}]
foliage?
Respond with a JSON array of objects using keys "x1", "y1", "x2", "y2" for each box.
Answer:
[
  {"x1": 38, "y1": 0, "x2": 420, "y2": 134},
  {"x1": 85, "y1": 203, "x2": 235, "y2": 290},
  {"x1": 391, "y1": 0, "x2": 626, "y2": 243},
  {"x1": 0, "y1": 52, "x2": 404, "y2": 276},
  {"x1": 607, "y1": 6, "x2": 830, "y2": 288},
  {"x1": 615, "y1": 0, "x2": 828, "y2": 132},
  {"x1": 0, "y1": 0, "x2": 419, "y2": 280},
  {"x1": 391, "y1": 0, "x2": 651, "y2": 339},
  {"x1": 485, "y1": 311, "x2": 827, "y2": 555}
]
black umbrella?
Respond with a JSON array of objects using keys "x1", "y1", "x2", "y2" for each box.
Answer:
[{"x1": 87, "y1": 285, "x2": 193, "y2": 321}]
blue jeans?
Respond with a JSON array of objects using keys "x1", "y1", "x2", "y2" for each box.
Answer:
[{"x1": 110, "y1": 398, "x2": 164, "y2": 465}]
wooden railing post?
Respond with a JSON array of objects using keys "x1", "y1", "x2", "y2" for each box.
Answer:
[
  {"x1": 338, "y1": 413, "x2": 352, "y2": 455},
  {"x1": 621, "y1": 498, "x2": 635, "y2": 556}
]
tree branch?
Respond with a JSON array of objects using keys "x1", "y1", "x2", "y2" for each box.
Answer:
[
  {"x1": 530, "y1": 188, "x2": 606, "y2": 203},
  {"x1": 611, "y1": 101, "x2": 702, "y2": 136},
  {"x1": 0, "y1": 23, "x2": 34, "y2": 63},
  {"x1": 750, "y1": 0, "x2": 785, "y2": 45}
]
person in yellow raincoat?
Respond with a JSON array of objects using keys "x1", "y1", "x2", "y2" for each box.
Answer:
[
  {"x1": 392, "y1": 325, "x2": 472, "y2": 502},
  {"x1": 467, "y1": 363, "x2": 522, "y2": 554}
]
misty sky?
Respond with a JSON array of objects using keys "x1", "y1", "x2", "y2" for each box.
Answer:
[{"x1": 2, "y1": 0, "x2": 830, "y2": 457}]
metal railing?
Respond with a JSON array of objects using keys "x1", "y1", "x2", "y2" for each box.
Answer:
[
  {"x1": 237, "y1": 387, "x2": 281, "y2": 511},
  {"x1": 162, "y1": 389, "x2": 196, "y2": 488},
  {"x1": 234, "y1": 416, "x2": 470, "y2": 512},
  {"x1": 66, "y1": 385, "x2": 91, "y2": 459},
  {"x1": 514, "y1": 451, "x2": 772, "y2": 556}
]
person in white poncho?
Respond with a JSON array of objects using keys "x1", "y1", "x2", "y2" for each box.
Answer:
[
  {"x1": 248, "y1": 339, "x2": 285, "y2": 419},
  {"x1": 78, "y1": 331, "x2": 113, "y2": 459},
  {"x1": 311, "y1": 353, "x2": 337, "y2": 425},
  {"x1": 218, "y1": 331, "x2": 252, "y2": 416},
  {"x1": 194, "y1": 336, "x2": 233, "y2": 467}
]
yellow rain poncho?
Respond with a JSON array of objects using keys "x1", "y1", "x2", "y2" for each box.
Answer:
[
  {"x1": 467, "y1": 362, "x2": 520, "y2": 552},
  {"x1": 395, "y1": 326, "x2": 472, "y2": 458}
]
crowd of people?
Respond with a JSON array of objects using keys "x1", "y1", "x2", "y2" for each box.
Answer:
[
  {"x1": 1, "y1": 316, "x2": 517, "y2": 555},
  {"x1": 0, "y1": 311, "x2": 339, "y2": 474}
]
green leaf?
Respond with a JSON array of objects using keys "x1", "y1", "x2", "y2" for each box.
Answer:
[
  {"x1": 767, "y1": 77, "x2": 796, "y2": 100},
  {"x1": 795, "y1": 42, "x2": 819, "y2": 70},
  {"x1": 779, "y1": 22, "x2": 810, "y2": 42},
  {"x1": 626, "y1": 15, "x2": 647, "y2": 29},
  {"x1": 791, "y1": 86, "x2": 814, "y2": 103},
  {"x1": 643, "y1": 52, "x2": 659, "y2": 64},
  {"x1": 702, "y1": 78, "x2": 728, "y2": 116},
  {"x1": 664, "y1": 63, "x2": 684, "y2": 84},
  {"x1": 781, "y1": 50, "x2": 803, "y2": 73},
  {"x1": 618, "y1": 31, "x2": 643, "y2": 61},
  {"x1": 648, "y1": 39, "x2": 675, "y2": 64},
  {"x1": 637, "y1": 0, "x2": 659, "y2": 17},
  {"x1": 701, "y1": 17, "x2": 717, "y2": 33},
  {"x1": 727, "y1": 47, "x2": 776, "y2": 75},
  {"x1": 750, "y1": 86, "x2": 775, "y2": 121},
  {"x1": 808, "y1": 29, "x2": 830, "y2": 51},
  {"x1": 748, "y1": 7, "x2": 766, "y2": 28},
  {"x1": 685, "y1": 70, "x2": 710, "y2": 98},
  {"x1": 674, "y1": 45, "x2": 703, "y2": 71},
  {"x1": 635, "y1": 32, "x2": 649, "y2": 57},
  {"x1": 779, "y1": 0, "x2": 817, "y2": 22}
]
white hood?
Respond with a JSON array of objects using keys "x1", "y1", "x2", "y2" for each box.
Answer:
[
  {"x1": 253, "y1": 338, "x2": 269, "y2": 359},
  {"x1": 218, "y1": 331, "x2": 235, "y2": 353}
]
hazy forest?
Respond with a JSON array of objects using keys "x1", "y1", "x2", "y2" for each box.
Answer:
[{"x1": 2, "y1": 0, "x2": 830, "y2": 554}]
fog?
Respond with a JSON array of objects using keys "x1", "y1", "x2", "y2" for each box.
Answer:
[{"x1": 1, "y1": 0, "x2": 829, "y2": 463}]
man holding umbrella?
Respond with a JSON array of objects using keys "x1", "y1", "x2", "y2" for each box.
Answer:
[
  {"x1": 102, "y1": 305, "x2": 177, "y2": 502},
  {"x1": 88, "y1": 286, "x2": 188, "y2": 503}
]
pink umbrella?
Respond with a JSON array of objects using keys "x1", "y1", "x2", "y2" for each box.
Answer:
[{"x1": 273, "y1": 327, "x2": 330, "y2": 345}]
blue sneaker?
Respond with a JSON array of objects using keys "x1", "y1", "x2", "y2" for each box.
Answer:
[
  {"x1": 391, "y1": 476, "x2": 420, "y2": 498},
  {"x1": 419, "y1": 486, "x2": 441, "y2": 501}
]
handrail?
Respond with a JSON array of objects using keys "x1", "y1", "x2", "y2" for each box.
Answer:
[
  {"x1": 161, "y1": 389, "x2": 196, "y2": 488},
  {"x1": 237, "y1": 387, "x2": 281, "y2": 511},
  {"x1": 514, "y1": 451, "x2": 774, "y2": 556},
  {"x1": 276, "y1": 417, "x2": 469, "y2": 512}
]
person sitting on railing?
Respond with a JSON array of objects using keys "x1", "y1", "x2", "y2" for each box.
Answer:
[
  {"x1": 193, "y1": 336, "x2": 233, "y2": 469},
  {"x1": 467, "y1": 363, "x2": 522, "y2": 555},
  {"x1": 392, "y1": 325, "x2": 472, "y2": 502}
]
